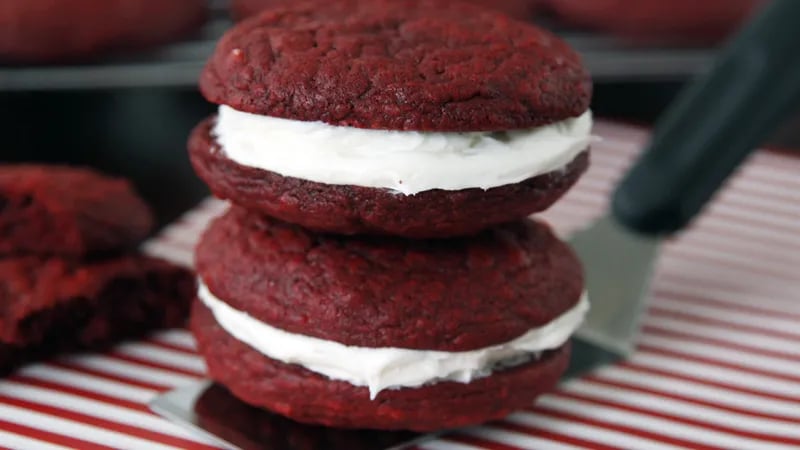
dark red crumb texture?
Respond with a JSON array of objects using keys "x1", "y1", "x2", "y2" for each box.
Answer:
[
  {"x1": 0, "y1": 165, "x2": 154, "y2": 257},
  {"x1": 0, "y1": 254, "x2": 193, "y2": 373},
  {"x1": 192, "y1": 299, "x2": 570, "y2": 431},
  {"x1": 0, "y1": 0, "x2": 208, "y2": 63},
  {"x1": 202, "y1": 0, "x2": 590, "y2": 132},
  {"x1": 190, "y1": 117, "x2": 589, "y2": 238},
  {"x1": 196, "y1": 207, "x2": 584, "y2": 352}
]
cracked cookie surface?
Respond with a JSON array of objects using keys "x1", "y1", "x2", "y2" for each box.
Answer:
[
  {"x1": 196, "y1": 207, "x2": 584, "y2": 351},
  {"x1": 202, "y1": 0, "x2": 590, "y2": 131}
]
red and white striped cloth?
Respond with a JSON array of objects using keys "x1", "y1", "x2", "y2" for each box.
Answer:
[{"x1": 1, "y1": 120, "x2": 799, "y2": 449}]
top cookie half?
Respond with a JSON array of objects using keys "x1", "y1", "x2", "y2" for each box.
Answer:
[{"x1": 200, "y1": 0, "x2": 590, "y2": 132}]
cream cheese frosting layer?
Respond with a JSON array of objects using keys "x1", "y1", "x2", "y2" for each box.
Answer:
[
  {"x1": 213, "y1": 105, "x2": 593, "y2": 195},
  {"x1": 198, "y1": 281, "x2": 589, "y2": 399}
]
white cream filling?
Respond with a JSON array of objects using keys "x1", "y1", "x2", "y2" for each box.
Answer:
[
  {"x1": 198, "y1": 281, "x2": 589, "y2": 399},
  {"x1": 213, "y1": 106, "x2": 593, "y2": 195}
]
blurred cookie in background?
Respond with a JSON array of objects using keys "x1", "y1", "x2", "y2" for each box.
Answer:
[
  {"x1": 0, "y1": 0, "x2": 208, "y2": 63},
  {"x1": 544, "y1": 0, "x2": 765, "y2": 45},
  {"x1": 229, "y1": 0, "x2": 283, "y2": 19},
  {"x1": 0, "y1": 165, "x2": 154, "y2": 257},
  {"x1": 0, "y1": 163, "x2": 194, "y2": 374},
  {"x1": 231, "y1": 0, "x2": 543, "y2": 21},
  {"x1": 467, "y1": 0, "x2": 542, "y2": 21}
]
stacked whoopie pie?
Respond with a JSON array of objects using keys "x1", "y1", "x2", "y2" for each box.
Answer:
[{"x1": 189, "y1": 0, "x2": 592, "y2": 431}]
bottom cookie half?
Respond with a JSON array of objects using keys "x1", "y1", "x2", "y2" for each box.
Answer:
[{"x1": 192, "y1": 300, "x2": 570, "y2": 431}]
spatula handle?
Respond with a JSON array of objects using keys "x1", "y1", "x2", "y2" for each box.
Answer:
[{"x1": 612, "y1": 0, "x2": 800, "y2": 235}]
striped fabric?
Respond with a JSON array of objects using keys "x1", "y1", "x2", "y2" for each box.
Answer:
[{"x1": 1, "y1": 120, "x2": 798, "y2": 449}]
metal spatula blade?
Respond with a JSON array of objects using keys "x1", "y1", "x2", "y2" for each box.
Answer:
[
  {"x1": 564, "y1": 216, "x2": 660, "y2": 377},
  {"x1": 563, "y1": 0, "x2": 800, "y2": 378}
]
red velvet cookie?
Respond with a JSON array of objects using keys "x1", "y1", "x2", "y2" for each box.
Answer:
[
  {"x1": 202, "y1": 0, "x2": 590, "y2": 131},
  {"x1": 0, "y1": 165, "x2": 154, "y2": 257},
  {"x1": 189, "y1": 118, "x2": 589, "y2": 238},
  {"x1": 196, "y1": 207, "x2": 584, "y2": 351},
  {"x1": 0, "y1": 0, "x2": 207, "y2": 63},
  {"x1": 231, "y1": 0, "x2": 542, "y2": 22},
  {"x1": 192, "y1": 300, "x2": 571, "y2": 431},
  {"x1": 192, "y1": 208, "x2": 581, "y2": 429},
  {"x1": 545, "y1": 0, "x2": 764, "y2": 44},
  {"x1": 195, "y1": 0, "x2": 591, "y2": 237},
  {"x1": 0, "y1": 254, "x2": 193, "y2": 372}
]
